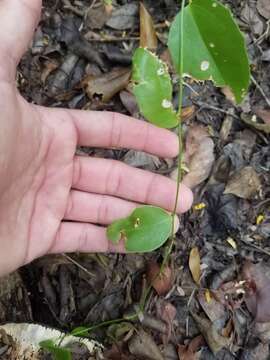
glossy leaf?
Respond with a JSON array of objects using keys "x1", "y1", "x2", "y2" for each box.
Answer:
[
  {"x1": 168, "y1": 0, "x2": 250, "y2": 103},
  {"x1": 107, "y1": 206, "x2": 172, "y2": 252},
  {"x1": 40, "y1": 340, "x2": 72, "y2": 360},
  {"x1": 132, "y1": 48, "x2": 178, "y2": 128}
]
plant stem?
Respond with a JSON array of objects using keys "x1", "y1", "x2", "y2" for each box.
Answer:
[{"x1": 161, "y1": 0, "x2": 185, "y2": 270}]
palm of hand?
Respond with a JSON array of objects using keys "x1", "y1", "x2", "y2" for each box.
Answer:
[{"x1": 0, "y1": 0, "x2": 192, "y2": 276}]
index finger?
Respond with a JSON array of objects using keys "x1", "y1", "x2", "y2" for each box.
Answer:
[{"x1": 68, "y1": 109, "x2": 179, "y2": 158}]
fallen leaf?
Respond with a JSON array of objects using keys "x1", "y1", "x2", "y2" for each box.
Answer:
[
  {"x1": 147, "y1": 261, "x2": 173, "y2": 296},
  {"x1": 83, "y1": 67, "x2": 131, "y2": 102},
  {"x1": 257, "y1": 0, "x2": 270, "y2": 19},
  {"x1": 241, "y1": 2, "x2": 264, "y2": 36},
  {"x1": 189, "y1": 247, "x2": 201, "y2": 285},
  {"x1": 184, "y1": 125, "x2": 211, "y2": 163},
  {"x1": 177, "y1": 336, "x2": 204, "y2": 360},
  {"x1": 242, "y1": 261, "x2": 270, "y2": 322},
  {"x1": 224, "y1": 166, "x2": 261, "y2": 199},
  {"x1": 255, "y1": 109, "x2": 270, "y2": 125},
  {"x1": 221, "y1": 86, "x2": 236, "y2": 104},
  {"x1": 175, "y1": 125, "x2": 214, "y2": 189},
  {"x1": 139, "y1": 3, "x2": 158, "y2": 50},
  {"x1": 122, "y1": 150, "x2": 160, "y2": 170},
  {"x1": 191, "y1": 313, "x2": 231, "y2": 354},
  {"x1": 197, "y1": 290, "x2": 226, "y2": 323},
  {"x1": 106, "y1": 3, "x2": 138, "y2": 30},
  {"x1": 156, "y1": 301, "x2": 176, "y2": 343},
  {"x1": 128, "y1": 328, "x2": 164, "y2": 360},
  {"x1": 86, "y1": 3, "x2": 112, "y2": 29},
  {"x1": 119, "y1": 90, "x2": 139, "y2": 116}
]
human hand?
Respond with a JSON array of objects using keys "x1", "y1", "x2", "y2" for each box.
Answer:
[{"x1": 0, "y1": 0, "x2": 193, "y2": 276}]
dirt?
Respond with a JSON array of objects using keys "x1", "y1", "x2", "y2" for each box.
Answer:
[{"x1": 1, "y1": 0, "x2": 270, "y2": 359}]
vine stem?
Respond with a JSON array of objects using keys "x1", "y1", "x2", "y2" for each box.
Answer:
[
  {"x1": 55, "y1": 1, "x2": 186, "y2": 342},
  {"x1": 161, "y1": 0, "x2": 185, "y2": 271}
]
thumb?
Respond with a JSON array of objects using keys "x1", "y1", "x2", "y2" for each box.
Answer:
[{"x1": 0, "y1": 0, "x2": 42, "y2": 73}]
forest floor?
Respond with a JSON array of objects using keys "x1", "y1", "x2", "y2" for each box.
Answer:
[{"x1": 0, "y1": 0, "x2": 270, "y2": 359}]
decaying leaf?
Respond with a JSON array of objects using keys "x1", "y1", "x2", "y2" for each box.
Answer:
[
  {"x1": 224, "y1": 166, "x2": 261, "y2": 199},
  {"x1": 242, "y1": 261, "x2": 270, "y2": 322},
  {"x1": 106, "y1": 3, "x2": 138, "y2": 30},
  {"x1": 83, "y1": 67, "x2": 131, "y2": 102},
  {"x1": 140, "y1": 3, "x2": 158, "y2": 50},
  {"x1": 0, "y1": 323, "x2": 102, "y2": 360},
  {"x1": 255, "y1": 109, "x2": 270, "y2": 125},
  {"x1": 147, "y1": 261, "x2": 173, "y2": 295},
  {"x1": 257, "y1": 0, "x2": 270, "y2": 19},
  {"x1": 197, "y1": 290, "x2": 226, "y2": 323},
  {"x1": 177, "y1": 125, "x2": 215, "y2": 189},
  {"x1": 86, "y1": 3, "x2": 112, "y2": 29},
  {"x1": 189, "y1": 247, "x2": 201, "y2": 285},
  {"x1": 156, "y1": 301, "x2": 176, "y2": 343},
  {"x1": 128, "y1": 328, "x2": 164, "y2": 360},
  {"x1": 177, "y1": 336, "x2": 204, "y2": 360},
  {"x1": 191, "y1": 313, "x2": 231, "y2": 354}
]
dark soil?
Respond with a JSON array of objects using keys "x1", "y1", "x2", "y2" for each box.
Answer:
[{"x1": 1, "y1": 0, "x2": 270, "y2": 359}]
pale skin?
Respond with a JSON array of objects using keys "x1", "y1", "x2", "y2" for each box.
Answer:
[{"x1": 0, "y1": 0, "x2": 193, "y2": 276}]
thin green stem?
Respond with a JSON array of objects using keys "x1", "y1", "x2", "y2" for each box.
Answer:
[
  {"x1": 161, "y1": 0, "x2": 185, "y2": 270},
  {"x1": 70, "y1": 313, "x2": 138, "y2": 338}
]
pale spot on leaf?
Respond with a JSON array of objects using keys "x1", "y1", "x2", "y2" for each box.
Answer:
[
  {"x1": 162, "y1": 99, "x2": 172, "y2": 108},
  {"x1": 209, "y1": 43, "x2": 215, "y2": 48},
  {"x1": 200, "y1": 60, "x2": 210, "y2": 71},
  {"x1": 157, "y1": 68, "x2": 165, "y2": 76}
]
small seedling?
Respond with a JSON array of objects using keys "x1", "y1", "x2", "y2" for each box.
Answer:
[
  {"x1": 43, "y1": 1, "x2": 250, "y2": 358},
  {"x1": 107, "y1": 0, "x2": 250, "y2": 253}
]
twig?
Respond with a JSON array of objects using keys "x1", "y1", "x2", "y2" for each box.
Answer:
[
  {"x1": 240, "y1": 239, "x2": 270, "y2": 257},
  {"x1": 195, "y1": 101, "x2": 239, "y2": 120},
  {"x1": 62, "y1": 253, "x2": 95, "y2": 277},
  {"x1": 61, "y1": 0, "x2": 84, "y2": 16},
  {"x1": 251, "y1": 74, "x2": 270, "y2": 107},
  {"x1": 86, "y1": 36, "x2": 139, "y2": 42}
]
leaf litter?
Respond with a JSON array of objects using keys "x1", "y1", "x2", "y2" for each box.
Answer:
[{"x1": 3, "y1": 0, "x2": 269, "y2": 359}]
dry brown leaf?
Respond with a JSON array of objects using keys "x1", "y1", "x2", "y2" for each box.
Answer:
[
  {"x1": 255, "y1": 109, "x2": 270, "y2": 125},
  {"x1": 157, "y1": 301, "x2": 176, "y2": 343},
  {"x1": 242, "y1": 261, "x2": 270, "y2": 322},
  {"x1": 86, "y1": 3, "x2": 112, "y2": 29},
  {"x1": 83, "y1": 67, "x2": 131, "y2": 102},
  {"x1": 189, "y1": 247, "x2": 201, "y2": 285},
  {"x1": 177, "y1": 125, "x2": 215, "y2": 189},
  {"x1": 184, "y1": 125, "x2": 211, "y2": 162},
  {"x1": 128, "y1": 328, "x2": 164, "y2": 360},
  {"x1": 178, "y1": 336, "x2": 204, "y2": 360},
  {"x1": 140, "y1": 3, "x2": 158, "y2": 50},
  {"x1": 221, "y1": 86, "x2": 236, "y2": 104},
  {"x1": 147, "y1": 262, "x2": 173, "y2": 295},
  {"x1": 197, "y1": 290, "x2": 226, "y2": 323},
  {"x1": 224, "y1": 166, "x2": 261, "y2": 199},
  {"x1": 257, "y1": 0, "x2": 270, "y2": 19},
  {"x1": 191, "y1": 313, "x2": 231, "y2": 354}
]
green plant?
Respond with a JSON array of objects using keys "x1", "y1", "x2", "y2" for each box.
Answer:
[
  {"x1": 107, "y1": 0, "x2": 250, "y2": 252},
  {"x1": 42, "y1": 0, "x2": 250, "y2": 358}
]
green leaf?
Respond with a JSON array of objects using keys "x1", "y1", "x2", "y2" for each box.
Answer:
[
  {"x1": 168, "y1": 0, "x2": 250, "y2": 103},
  {"x1": 40, "y1": 340, "x2": 72, "y2": 360},
  {"x1": 107, "y1": 206, "x2": 172, "y2": 252},
  {"x1": 132, "y1": 48, "x2": 178, "y2": 128}
]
